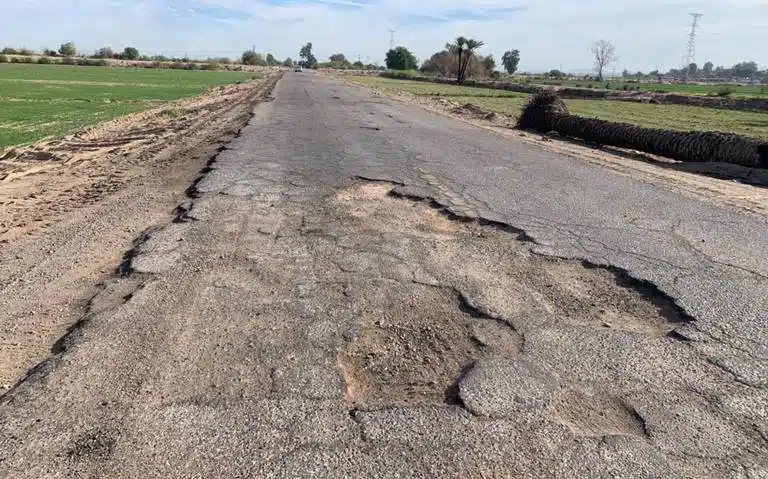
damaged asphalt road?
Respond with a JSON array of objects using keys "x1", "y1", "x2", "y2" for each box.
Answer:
[{"x1": 0, "y1": 73, "x2": 767, "y2": 478}]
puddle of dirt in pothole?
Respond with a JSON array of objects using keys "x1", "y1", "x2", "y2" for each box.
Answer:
[
  {"x1": 535, "y1": 261, "x2": 691, "y2": 337},
  {"x1": 552, "y1": 388, "x2": 647, "y2": 438},
  {"x1": 341, "y1": 284, "x2": 522, "y2": 409},
  {"x1": 335, "y1": 182, "x2": 694, "y2": 409}
]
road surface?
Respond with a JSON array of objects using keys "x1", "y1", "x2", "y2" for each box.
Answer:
[{"x1": 0, "y1": 72, "x2": 766, "y2": 478}]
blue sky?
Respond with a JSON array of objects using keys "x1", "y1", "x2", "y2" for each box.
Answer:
[{"x1": 1, "y1": 0, "x2": 766, "y2": 72}]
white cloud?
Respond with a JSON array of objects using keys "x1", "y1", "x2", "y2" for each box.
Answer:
[{"x1": 0, "y1": 0, "x2": 765, "y2": 71}]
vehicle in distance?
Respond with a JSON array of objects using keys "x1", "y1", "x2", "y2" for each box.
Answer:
[{"x1": 294, "y1": 66, "x2": 303, "y2": 72}]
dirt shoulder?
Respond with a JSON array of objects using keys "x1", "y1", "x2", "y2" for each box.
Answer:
[
  {"x1": 0, "y1": 73, "x2": 281, "y2": 392},
  {"x1": 346, "y1": 77, "x2": 768, "y2": 217}
]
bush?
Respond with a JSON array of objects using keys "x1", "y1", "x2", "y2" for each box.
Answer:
[
  {"x1": 37, "y1": 56, "x2": 53, "y2": 64},
  {"x1": 74, "y1": 58, "x2": 107, "y2": 67},
  {"x1": 380, "y1": 69, "x2": 419, "y2": 79},
  {"x1": 200, "y1": 63, "x2": 219, "y2": 71},
  {"x1": 1, "y1": 47, "x2": 18, "y2": 55},
  {"x1": 575, "y1": 83, "x2": 582, "y2": 87},
  {"x1": 11, "y1": 56, "x2": 34, "y2": 64},
  {"x1": 586, "y1": 83, "x2": 594, "y2": 88},
  {"x1": 0, "y1": 55, "x2": 7, "y2": 63},
  {"x1": 61, "y1": 56, "x2": 76, "y2": 65},
  {"x1": 716, "y1": 86, "x2": 734, "y2": 97}
]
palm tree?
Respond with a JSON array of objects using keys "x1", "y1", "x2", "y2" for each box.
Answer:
[
  {"x1": 446, "y1": 37, "x2": 467, "y2": 83},
  {"x1": 460, "y1": 39, "x2": 484, "y2": 84},
  {"x1": 447, "y1": 37, "x2": 484, "y2": 84}
]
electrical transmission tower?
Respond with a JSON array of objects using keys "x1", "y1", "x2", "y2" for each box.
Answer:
[
  {"x1": 388, "y1": 29, "x2": 395, "y2": 50},
  {"x1": 683, "y1": 13, "x2": 703, "y2": 80}
]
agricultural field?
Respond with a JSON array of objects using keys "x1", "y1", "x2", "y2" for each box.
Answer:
[
  {"x1": 529, "y1": 79, "x2": 767, "y2": 97},
  {"x1": 0, "y1": 64, "x2": 258, "y2": 151},
  {"x1": 354, "y1": 76, "x2": 768, "y2": 140}
]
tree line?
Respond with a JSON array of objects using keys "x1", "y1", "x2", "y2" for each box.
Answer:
[
  {"x1": 2, "y1": 42, "x2": 286, "y2": 67},
  {"x1": 382, "y1": 38, "x2": 521, "y2": 84},
  {"x1": 646, "y1": 61, "x2": 765, "y2": 81},
  {"x1": 2, "y1": 42, "x2": 141, "y2": 60}
]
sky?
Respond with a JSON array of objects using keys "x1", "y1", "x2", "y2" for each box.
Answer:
[{"x1": 1, "y1": 0, "x2": 766, "y2": 73}]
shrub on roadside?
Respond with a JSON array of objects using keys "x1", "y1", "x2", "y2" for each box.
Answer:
[
  {"x1": 37, "y1": 56, "x2": 53, "y2": 64},
  {"x1": 61, "y1": 56, "x2": 76, "y2": 65},
  {"x1": 0, "y1": 55, "x2": 7, "y2": 63},
  {"x1": 200, "y1": 63, "x2": 219, "y2": 71},
  {"x1": 11, "y1": 56, "x2": 35, "y2": 64}
]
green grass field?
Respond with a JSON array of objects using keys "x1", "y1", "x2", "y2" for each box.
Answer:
[
  {"x1": 0, "y1": 64, "x2": 259, "y2": 151},
  {"x1": 354, "y1": 76, "x2": 768, "y2": 140},
  {"x1": 529, "y1": 79, "x2": 768, "y2": 97}
]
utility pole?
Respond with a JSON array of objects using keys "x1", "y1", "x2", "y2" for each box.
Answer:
[
  {"x1": 683, "y1": 13, "x2": 703, "y2": 82},
  {"x1": 388, "y1": 29, "x2": 395, "y2": 50}
]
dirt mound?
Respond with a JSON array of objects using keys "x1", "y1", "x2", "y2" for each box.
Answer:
[
  {"x1": 451, "y1": 103, "x2": 499, "y2": 121},
  {"x1": 518, "y1": 92, "x2": 768, "y2": 168},
  {"x1": 516, "y1": 91, "x2": 569, "y2": 130}
]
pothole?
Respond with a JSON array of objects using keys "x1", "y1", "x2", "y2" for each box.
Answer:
[
  {"x1": 335, "y1": 181, "x2": 695, "y2": 410},
  {"x1": 538, "y1": 260, "x2": 692, "y2": 336},
  {"x1": 552, "y1": 388, "x2": 647, "y2": 438},
  {"x1": 340, "y1": 284, "x2": 522, "y2": 409}
]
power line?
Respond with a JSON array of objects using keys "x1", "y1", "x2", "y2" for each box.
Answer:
[{"x1": 683, "y1": 12, "x2": 703, "y2": 79}]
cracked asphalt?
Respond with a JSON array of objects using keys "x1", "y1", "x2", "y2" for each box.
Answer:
[{"x1": 0, "y1": 72, "x2": 766, "y2": 478}]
